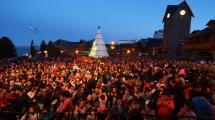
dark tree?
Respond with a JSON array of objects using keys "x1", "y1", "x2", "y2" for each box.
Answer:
[
  {"x1": 40, "y1": 40, "x2": 47, "y2": 57},
  {"x1": 40, "y1": 40, "x2": 47, "y2": 52},
  {"x1": 0, "y1": 36, "x2": 17, "y2": 58},
  {"x1": 79, "y1": 39, "x2": 85, "y2": 43},
  {"x1": 46, "y1": 41, "x2": 57, "y2": 57},
  {"x1": 30, "y1": 40, "x2": 37, "y2": 57}
]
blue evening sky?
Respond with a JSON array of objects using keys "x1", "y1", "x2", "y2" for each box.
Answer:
[{"x1": 0, "y1": 0, "x2": 215, "y2": 46}]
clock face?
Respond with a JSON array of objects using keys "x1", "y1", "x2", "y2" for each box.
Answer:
[
  {"x1": 167, "y1": 13, "x2": 170, "y2": 18},
  {"x1": 180, "y1": 10, "x2": 186, "y2": 16}
]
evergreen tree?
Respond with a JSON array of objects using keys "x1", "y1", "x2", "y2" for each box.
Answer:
[
  {"x1": 79, "y1": 39, "x2": 85, "y2": 43},
  {"x1": 40, "y1": 40, "x2": 47, "y2": 57},
  {"x1": 40, "y1": 40, "x2": 47, "y2": 52},
  {"x1": 0, "y1": 36, "x2": 17, "y2": 58},
  {"x1": 30, "y1": 40, "x2": 37, "y2": 57},
  {"x1": 46, "y1": 41, "x2": 57, "y2": 57}
]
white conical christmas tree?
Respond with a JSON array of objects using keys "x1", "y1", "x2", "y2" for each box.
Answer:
[{"x1": 89, "y1": 26, "x2": 109, "y2": 58}]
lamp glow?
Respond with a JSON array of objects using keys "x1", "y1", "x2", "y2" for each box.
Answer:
[
  {"x1": 75, "y1": 50, "x2": 79, "y2": 54},
  {"x1": 127, "y1": 49, "x2": 131, "y2": 54},
  {"x1": 111, "y1": 46, "x2": 115, "y2": 50},
  {"x1": 180, "y1": 10, "x2": 186, "y2": 16},
  {"x1": 60, "y1": 50, "x2": 64, "y2": 53},
  {"x1": 167, "y1": 13, "x2": 170, "y2": 18}
]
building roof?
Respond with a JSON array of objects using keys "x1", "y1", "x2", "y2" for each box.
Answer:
[
  {"x1": 54, "y1": 39, "x2": 79, "y2": 46},
  {"x1": 191, "y1": 30, "x2": 200, "y2": 35},
  {"x1": 193, "y1": 27, "x2": 215, "y2": 36},
  {"x1": 206, "y1": 20, "x2": 215, "y2": 26},
  {"x1": 179, "y1": 1, "x2": 194, "y2": 16},
  {"x1": 163, "y1": 1, "x2": 194, "y2": 22},
  {"x1": 186, "y1": 21, "x2": 215, "y2": 38},
  {"x1": 167, "y1": 5, "x2": 179, "y2": 14},
  {"x1": 162, "y1": 5, "x2": 178, "y2": 22}
]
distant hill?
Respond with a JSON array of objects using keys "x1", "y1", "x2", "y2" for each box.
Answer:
[
  {"x1": 54, "y1": 39, "x2": 79, "y2": 46},
  {"x1": 53, "y1": 39, "x2": 79, "y2": 50}
]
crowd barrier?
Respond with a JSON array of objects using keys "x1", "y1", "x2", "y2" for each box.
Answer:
[{"x1": 0, "y1": 111, "x2": 214, "y2": 120}]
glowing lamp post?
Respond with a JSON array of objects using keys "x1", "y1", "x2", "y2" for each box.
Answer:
[
  {"x1": 75, "y1": 50, "x2": 79, "y2": 55},
  {"x1": 111, "y1": 46, "x2": 115, "y2": 50},
  {"x1": 44, "y1": 50, "x2": 48, "y2": 57},
  {"x1": 111, "y1": 41, "x2": 115, "y2": 45},
  {"x1": 60, "y1": 50, "x2": 64, "y2": 57},
  {"x1": 127, "y1": 49, "x2": 131, "y2": 54},
  {"x1": 110, "y1": 41, "x2": 115, "y2": 50}
]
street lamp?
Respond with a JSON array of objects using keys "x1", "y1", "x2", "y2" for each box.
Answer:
[
  {"x1": 110, "y1": 41, "x2": 116, "y2": 50},
  {"x1": 111, "y1": 46, "x2": 115, "y2": 50},
  {"x1": 60, "y1": 50, "x2": 64, "y2": 54},
  {"x1": 44, "y1": 50, "x2": 48, "y2": 57},
  {"x1": 127, "y1": 49, "x2": 131, "y2": 54},
  {"x1": 75, "y1": 50, "x2": 79, "y2": 54}
]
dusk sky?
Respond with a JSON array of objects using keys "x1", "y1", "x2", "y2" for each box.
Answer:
[{"x1": 1, "y1": 0, "x2": 215, "y2": 46}]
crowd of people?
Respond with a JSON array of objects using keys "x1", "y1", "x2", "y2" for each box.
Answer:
[{"x1": 0, "y1": 55, "x2": 215, "y2": 120}]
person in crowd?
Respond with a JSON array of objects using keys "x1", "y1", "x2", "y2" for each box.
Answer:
[
  {"x1": 74, "y1": 100, "x2": 86, "y2": 120},
  {"x1": 97, "y1": 92, "x2": 107, "y2": 112},
  {"x1": 177, "y1": 101, "x2": 196, "y2": 120},
  {"x1": 14, "y1": 86, "x2": 30, "y2": 112},
  {"x1": 0, "y1": 55, "x2": 214, "y2": 120},
  {"x1": 191, "y1": 90, "x2": 214, "y2": 119},
  {"x1": 157, "y1": 95, "x2": 174, "y2": 119},
  {"x1": 21, "y1": 106, "x2": 38, "y2": 120},
  {"x1": 56, "y1": 91, "x2": 73, "y2": 113}
]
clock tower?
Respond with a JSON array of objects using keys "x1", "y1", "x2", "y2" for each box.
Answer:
[{"x1": 162, "y1": 1, "x2": 194, "y2": 58}]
